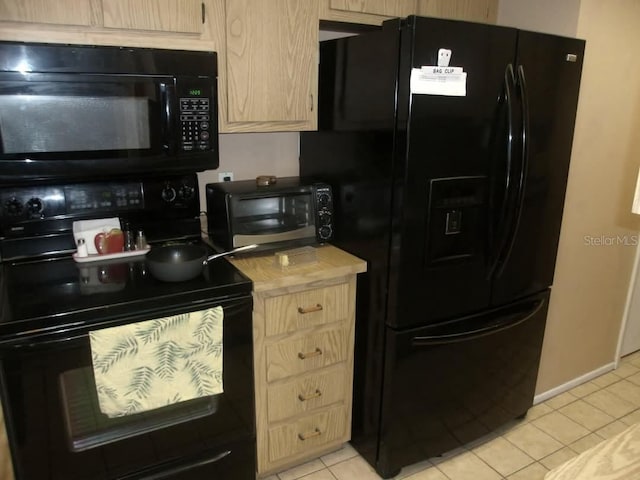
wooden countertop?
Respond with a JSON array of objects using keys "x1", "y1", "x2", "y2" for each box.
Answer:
[
  {"x1": 227, "y1": 245, "x2": 367, "y2": 292},
  {"x1": 544, "y1": 421, "x2": 640, "y2": 479}
]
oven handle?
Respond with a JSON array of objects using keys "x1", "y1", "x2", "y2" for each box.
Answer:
[
  {"x1": 159, "y1": 81, "x2": 176, "y2": 153},
  {"x1": 0, "y1": 331, "x2": 89, "y2": 350},
  {"x1": 139, "y1": 449, "x2": 231, "y2": 480}
]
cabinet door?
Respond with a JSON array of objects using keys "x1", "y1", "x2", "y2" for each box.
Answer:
[
  {"x1": 102, "y1": 0, "x2": 204, "y2": 34},
  {"x1": 0, "y1": 0, "x2": 92, "y2": 26},
  {"x1": 320, "y1": 0, "x2": 415, "y2": 25},
  {"x1": 416, "y1": 0, "x2": 498, "y2": 23},
  {"x1": 329, "y1": 0, "x2": 415, "y2": 16},
  {"x1": 225, "y1": 0, "x2": 318, "y2": 130}
]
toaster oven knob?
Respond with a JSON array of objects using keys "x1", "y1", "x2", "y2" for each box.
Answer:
[
  {"x1": 319, "y1": 213, "x2": 332, "y2": 226},
  {"x1": 317, "y1": 193, "x2": 331, "y2": 208},
  {"x1": 4, "y1": 197, "x2": 23, "y2": 216},
  {"x1": 26, "y1": 197, "x2": 44, "y2": 218},
  {"x1": 319, "y1": 225, "x2": 332, "y2": 240},
  {"x1": 161, "y1": 186, "x2": 177, "y2": 203},
  {"x1": 179, "y1": 184, "x2": 195, "y2": 201}
]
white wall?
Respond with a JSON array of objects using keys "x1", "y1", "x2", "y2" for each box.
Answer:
[
  {"x1": 498, "y1": 0, "x2": 581, "y2": 37},
  {"x1": 197, "y1": 132, "x2": 299, "y2": 208}
]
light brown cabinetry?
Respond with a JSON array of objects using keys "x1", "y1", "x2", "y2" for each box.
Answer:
[
  {"x1": 0, "y1": 0, "x2": 93, "y2": 26},
  {"x1": 319, "y1": 0, "x2": 496, "y2": 27},
  {"x1": 0, "y1": 0, "x2": 213, "y2": 37},
  {"x1": 319, "y1": 0, "x2": 416, "y2": 25},
  {"x1": 416, "y1": 0, "x2": 498, "y2": 24},
  {"x1": 102, "y1": 0, "x2": 205, "y2": 34},
  {"x1": 225, "y1": 0, "x2": 319, "y2": 132},
  {"x1": 228, "y1": 245, "x2": 366, "y2": 476}
]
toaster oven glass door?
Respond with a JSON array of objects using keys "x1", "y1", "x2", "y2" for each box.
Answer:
[{"x1": 230, "y1": 193, "x2": 316, "y2": 247}]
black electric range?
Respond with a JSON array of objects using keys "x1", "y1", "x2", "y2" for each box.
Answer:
[{"x1": 0, "y1": 174, "x2": 257, "y2": 480}]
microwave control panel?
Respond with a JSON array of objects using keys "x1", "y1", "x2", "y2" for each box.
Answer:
[
  {"x1": 180, "y1": 96, "x2": 210, "y2": 152},
  {"x1": 314, "y1": 184, "x2": 334, "y2": 242},
  {"x1": 178, "y1": 79, "x2": 213, "y2": 153}
]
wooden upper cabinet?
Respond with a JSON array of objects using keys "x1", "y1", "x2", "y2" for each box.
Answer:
[
  {"x1": 416, "y1": 0, "x2": 498, "y2": 23},
  {"x1": 319, "y1": 0, "x2": 416, "y2": 25},
  {"x1": 102, "y1": 0, "x2": 204, "y2": 34},
  {"x1": 0, "y1": 0, "x2": 93, "y2": 26},
  {"x1": 329, "y1": 0, "x2": 415, "y2": 17},
  {"x1": 225, "y1": 0, "x2": 318, "y2": 130}
]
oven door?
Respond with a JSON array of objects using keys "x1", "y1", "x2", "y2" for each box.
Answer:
[
  {"x1": 0, "y1": 72, "x2": 216, "y2": 181},
  {"x1": 0, "y1": 296, "x2": 255, "y2": 480}
]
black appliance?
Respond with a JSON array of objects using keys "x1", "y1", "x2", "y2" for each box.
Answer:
[
  {"x1": 300, "y1": 16, "x2": 584, "y2": 478},
  {"x1": 0, "y1": 41, "x2": 219, "y2": 182},
  {"x1": 0, "y1": 172, "x2": 256, "y2": 480},
  {"x1": 206, "y1": 177, "x2": 333, "y2": 253}
]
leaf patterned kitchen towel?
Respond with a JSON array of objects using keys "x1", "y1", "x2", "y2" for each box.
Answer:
[{"x1": 89, "y1": 306, "x2": 224, "y2": 418}]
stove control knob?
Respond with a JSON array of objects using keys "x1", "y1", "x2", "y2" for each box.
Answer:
[
  {"x1": 161, "y1": 186, "x2": 177, "y2": 203},
  {"x1": 179, "y1": 184, "x2": 195, "y2": 201},
  {"x1": 4, "y1": 197, "x2": 23, "y2": 216},
  {"x1": 26, "y1": 197, "x2": 44, "y2": 218}
]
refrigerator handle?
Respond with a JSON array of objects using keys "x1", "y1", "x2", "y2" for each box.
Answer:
[
  {"x1": 410, "y1": 297, "x2": 545, "y2": 347},
  {"x1": 488, "y1": 64, "x2": 517, "y2": 277},
  {"x1": 496, "y1": 65, "x2": 530, "y2": 276}
]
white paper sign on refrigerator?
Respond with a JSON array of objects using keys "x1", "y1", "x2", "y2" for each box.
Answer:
[{"x1": 410, "y1": 66, "x2": 467, "y2": 97}]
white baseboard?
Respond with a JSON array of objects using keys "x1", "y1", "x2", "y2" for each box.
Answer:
[{"x1": 533, "y1": 362, "x2": 616, "y2": 404}]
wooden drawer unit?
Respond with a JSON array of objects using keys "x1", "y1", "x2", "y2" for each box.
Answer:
[
  {"x1": 267, "y1": 405, "x2": 348, "y2": 463},
  {"x1": 227, "y1": 245, "x2": 366, "y2": 476},
  {"x1": 265, "y1": 283, "x2": 349, "y2": 336},
  {"x1": 267, "y1": 368, "x2": 347, "y2": 423},
  {"x1": 266, "y1": 326, "x2": 349, "y2": 382}
]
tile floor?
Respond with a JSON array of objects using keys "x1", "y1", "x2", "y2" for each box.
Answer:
[{"x1": 268, "y1": 351, "x2": 640, "y2": 480}]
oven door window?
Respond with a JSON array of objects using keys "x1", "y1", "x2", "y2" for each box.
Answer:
[{"x1": 0, "y1": 72, "x2": 169, "y2": 159}]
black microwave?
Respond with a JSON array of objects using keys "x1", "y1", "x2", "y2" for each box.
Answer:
[
  {"x1": 0, "y1": 41, "x2": 219, "y2": 182},
  {"x1": 206, "y1": 177, "x2": 334, "y2": 252}
]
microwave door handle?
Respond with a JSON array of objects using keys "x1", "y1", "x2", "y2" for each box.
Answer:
[{"x1": 159, "y1": 82, "x2": 176, "y2": 153}]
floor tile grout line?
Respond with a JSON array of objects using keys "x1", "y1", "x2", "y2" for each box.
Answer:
[{"x1": 278, "y1": 356, "x2": 640, "y2": 480}]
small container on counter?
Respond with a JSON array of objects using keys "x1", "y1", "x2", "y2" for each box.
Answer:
[
  {"x1": 122, "y1": 221, "x2": 135, "y2": 251},
  {"x1": 76, "y1": 238, "x2": 88, "y2": 258},
  {"x1": 135, "y1": 230, "x2": 148, "y2": 250},
  {"x1": 273, "y1": 246, "x2": 317, "y2": 269}
]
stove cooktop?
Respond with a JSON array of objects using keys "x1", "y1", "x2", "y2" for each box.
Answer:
[{"x1": 0, "y1": 242, "x2": 252, "y2": 342}]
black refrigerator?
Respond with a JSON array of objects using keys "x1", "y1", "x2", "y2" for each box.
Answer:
[{"x1": 300, "y1": 16, "x2": 584, "y2": 478}]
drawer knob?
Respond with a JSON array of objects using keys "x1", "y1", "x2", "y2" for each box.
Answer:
[
  {"x1": 298, "y1": 348, "x2": 322, "y2": 360},
  {"x1": 298, "y1": 428, "x2": 322, "y2": 441},
  {"x1": 298, "y1": 304, "x2": 323, "y2": 314},
  {"x1": 298, "y1": 389, "x2": 322, "y2": 402}
]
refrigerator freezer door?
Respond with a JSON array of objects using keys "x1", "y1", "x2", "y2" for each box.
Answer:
[
  {"x1": 388, "y1": 17, "x2": 518, "y2": 328},
  {"x1": 491, "y1": 32, "x2": 584, "y2": 306},
  {"x1": 372, "y1": 290, "x2": 550, "y2": 478}
]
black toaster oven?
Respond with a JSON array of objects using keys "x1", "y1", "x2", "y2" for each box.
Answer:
[{"x1": 206, "y1": 177, "x2": 333, "y2": 252}]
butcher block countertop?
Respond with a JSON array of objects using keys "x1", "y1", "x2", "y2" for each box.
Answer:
[
  {"x1": 226, "y1": 244, "x2": 367, "y2": 291},
  {"x1": 545, "y1": 421, "x2": 640, "y2": 479}
]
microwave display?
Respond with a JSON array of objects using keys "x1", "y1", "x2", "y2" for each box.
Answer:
[{"x1": 0, "y1": 95, "x2": 151, "y2": 154}]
